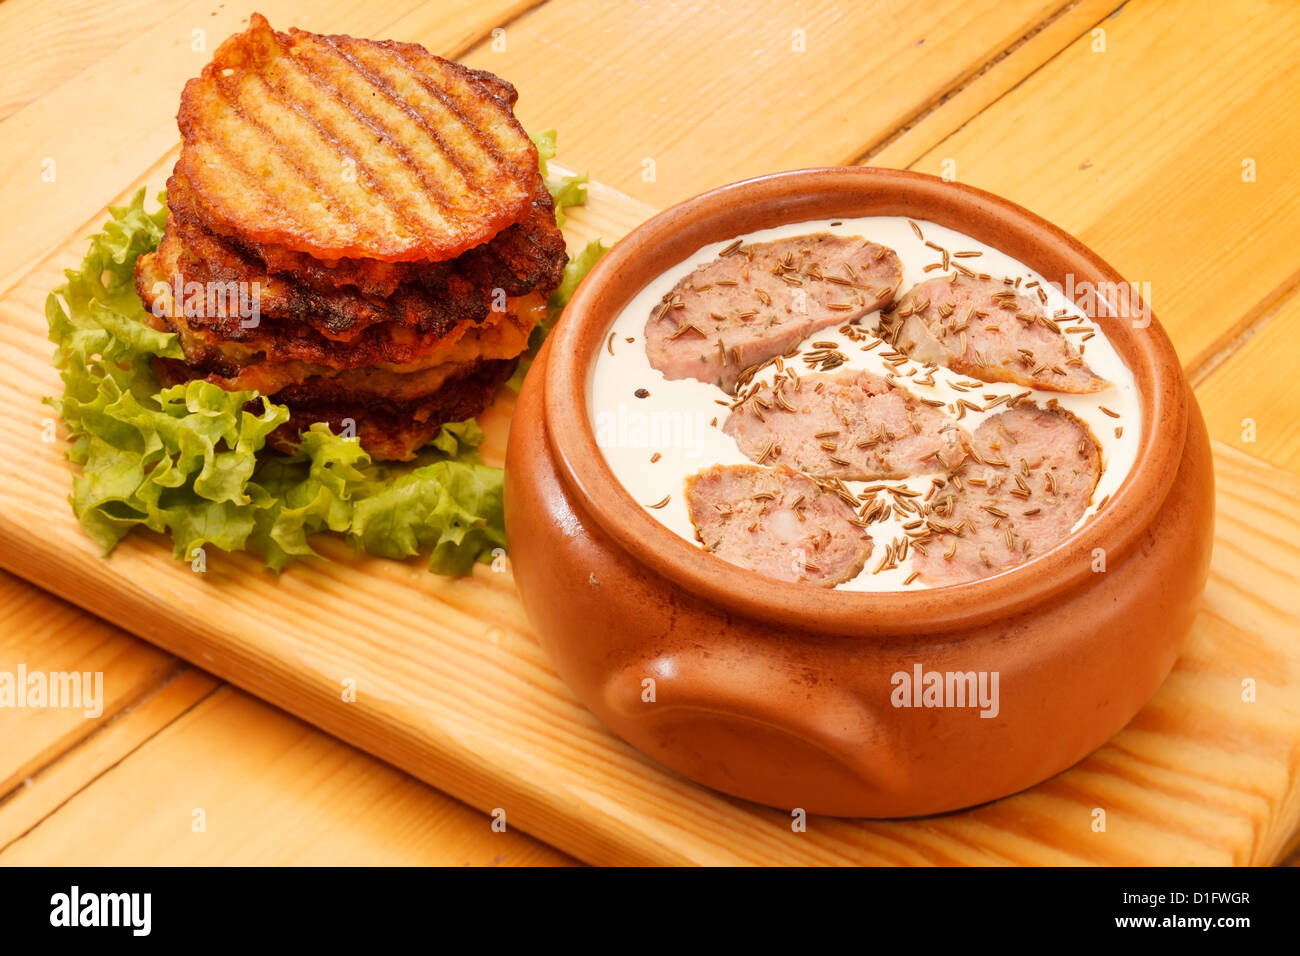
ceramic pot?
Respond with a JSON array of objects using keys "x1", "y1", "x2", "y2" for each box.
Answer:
[{"x1": 505, "y1": 167, "x2": 1214, "y2": 817}]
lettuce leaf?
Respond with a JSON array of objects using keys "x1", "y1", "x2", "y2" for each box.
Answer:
[
  {"x1": 531, "y1": 128, "x2": 590, "y2": 228},
  {"x1": 45, "y1": 191, "x2": 282, "y2": 558},
  {"x1": 347, "y1": 423, "x2": 505, "y2": 576},
  {"x1": 247, "y1": 423, "x2": 372, "y2": 571},
  {"x1": 47, "y1": 132, "x2": 601, "y2": 576}
]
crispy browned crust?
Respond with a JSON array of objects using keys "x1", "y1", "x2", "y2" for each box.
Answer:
[
  {"x1": 139, "y1": 265, "x2": 541, "y2": 374},
  {"x1": 164, "y1": 170, "x2": 566, "y2": 302},
  {"x1": 174, "y1": 13, "x2": 539, "y2": 263},
  {"x1": 270, "y1": 359, "x2": 516, "y2": 461},
  {"x1": 143, "y1": 173, "x2": 564, "y2": 342},
  {"x1": 140, "y1": 15, "x2": 562, "y2": 461}
]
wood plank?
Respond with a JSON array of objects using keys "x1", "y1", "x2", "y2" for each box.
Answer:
[
  {"x1": 0, "y1": 0, "x2": 174, "y2": 122},
  {"x1": 0, "y1": 577, "x2": 581, "y2": 868},
  {"x1": 1194, "y1": 290, "x2": 1300, "y2": 476},
  {"x1": 866, "y1": 0, "x2": 1123, "y2": 168},
  {"x1": 0, "y1": 0, "x2": 564, "y2": 842},
  {"x1": 0, "y1": 570, "x2": 179, "y2": 796},
  {"x1": 0, "y1": 667, "x2": 220, "y2": 848},
  {"x1": 3, "y1": 428, "x2": 1295, "y2": 864},
  {"x1": 0, "y1": 686, "x2": 576, "y2": 865},
  {"x1": 0, "y1": 151, "x2": 645, "y2": 861},
  {"x1": 0, "y1": 0, "x2": 540, "y2": 295},
  {"x1": 898, "y1": 0, "x2": 1300, "y2": 373},
  {"x1": 457, "y1": 0, "x2": 1074, "y2": 209}
]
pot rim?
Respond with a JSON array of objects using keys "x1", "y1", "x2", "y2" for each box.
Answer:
[{"x1": 543, "y1": 167, "x2": 1186, "y2": 635}]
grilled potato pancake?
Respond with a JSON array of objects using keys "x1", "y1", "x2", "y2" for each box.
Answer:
[
  {"x1": 137, "y1": 15, "x2": 568, "y2": 460},
  {"x1": 175, "y1": 13, "x2": 540, "y2": 263}
]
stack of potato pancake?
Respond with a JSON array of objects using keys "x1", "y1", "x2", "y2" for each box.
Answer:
[{"x1": 136, "y1": 14, "x2": 566, "y2": 460}]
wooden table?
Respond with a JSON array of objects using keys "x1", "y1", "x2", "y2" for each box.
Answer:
[{"x1": 1, "y1": 0, "x2": 1296, "y2": 866}]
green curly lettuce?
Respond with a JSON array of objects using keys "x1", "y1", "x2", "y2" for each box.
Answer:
[
  {"x1": 531, "y1": 128, "x2": 589, "y2": 228},
  {"x1": 247, "y1": 423, "x2": 372, "y2": 572},
  {"x1": 347, "y1": 420, "x2": 505, "y2": 576},
  {"x1": 46, "y1": 133, "x2": 604, "y2": 576}
]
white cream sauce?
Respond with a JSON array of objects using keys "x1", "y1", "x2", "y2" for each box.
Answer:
[{"x1": 587, "y1": 216, "x2": 1141, "y2": 590}]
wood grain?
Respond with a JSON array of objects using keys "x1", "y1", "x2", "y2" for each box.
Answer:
[
  {"x1": 898, "y1": 0, "x2": 1300, "y2": 377},
  {"x1": 0, "y1": 170, "x2": 1296, "y2": 863},
  {"x1": 0, "y1": 667, "x2": 220, "y2": 849},
  {"x1": 0, "y1": 0, "x2": 174, "y2": 122},
  {"x1": 0, "y1": 570, "x2": 178, "y2": 796},
  {"x1": 0, "y1": 686, "x2": 576, "y2": 866},
  {"x1": 865, "y1": 0, "x2": 1122, "y2": 169},
  {"x1": 0, "y1": 0, "x2": 587, "y2": 805},
  {"x1": 2, "y1": 0, "x2": 1296, "y2": 866},
  {"x1": 0, "y1": 0, "x2": 571, "y2": 867},
  {"x1": 457, "y1": 0, "x2": 1078, "y2": 210},
  {"x1": 1194, "y1": 289, "x2": 1300, "y2": 476}
]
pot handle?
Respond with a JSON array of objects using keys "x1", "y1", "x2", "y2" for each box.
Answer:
[{"x1": 601, "y1": 649, "x2": 901, "y2": 790}]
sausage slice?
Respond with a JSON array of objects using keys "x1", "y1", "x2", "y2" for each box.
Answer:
[
  {"x1": 646, "y1": 234, "x2": 902, "y2": 393},
  {"x1": 910, "y1": 403, "x2": 1103, "y2": 585},
  {"x1": 684, "y1": 464, "x2": 872, "y2": 587},
  {"x1": 888, "y1": 275, "x2": 1109, "y2": 393},
  {"x1": 723, "y1": 369, "x2": 970, "y2": 479}
]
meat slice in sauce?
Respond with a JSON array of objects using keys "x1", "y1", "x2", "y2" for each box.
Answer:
[
  {"x1": 684, "y1": 464, "x2": 872, "y2": 587},
  {"x1": 723, "y1": 369, "x2": 970, "y2": 480},
  {"x1": 645, "y1": 234, "x2": 903, "y2": 394},
  {"x1": 887, "y1": 275, "x2": 1109, "y2": 393},
  {"x1": 909, "y1": 402, "x2": 1103, "y2": 586}
]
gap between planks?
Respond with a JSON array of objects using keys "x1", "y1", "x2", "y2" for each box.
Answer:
[
  {"x1": 1187, "y1": 270, "x2": 1300, "y2": 389},
  {"x1": 857, "y1": 0, "x2": 1125, "y2": 169},
  {"x1": 0, "y1": 666, "x2": 222, "y2": 851}
]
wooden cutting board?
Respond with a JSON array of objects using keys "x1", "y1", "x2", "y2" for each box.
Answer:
[{"x1": 1, "y1": 161, "x2": 1297, "y2": 866}]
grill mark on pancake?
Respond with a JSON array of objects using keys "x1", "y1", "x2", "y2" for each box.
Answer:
[
  {"x1": 177, "y1": 100, "x2": 325, "y2": 239},
  {"x1": 318, "y1": 33, "x2": 479, "y2": 202},
  {"x1": 173, "y1": 15, "x2": 534, "y2": 260},
  {"x1": 392, "y1": 49, "x2": 507, "y2": 166},
  {"x1": 179, "y1": 127, "x2": 306, "y2": 236},
  {"x1": 216, "y1": 61, "x2": 420, "y2": 241},
  {"x1": 296, "y1": 33, "x2": 468, "y2": 220},
  {"x1": 341, "y1": 35, "x2": 526, "y2": 197},
  {"x1": 265, "y1": 27, "x2": 453, "y2": 228},
  {"x1": 225, "y1": 69, "x2": 420, "y2": 240},
  {"x1": 201, "y1": 79, "x2": 364, "y2": 238},
  {"x1": 385, "y1": 43, "x2": 512, "y2": 175}
]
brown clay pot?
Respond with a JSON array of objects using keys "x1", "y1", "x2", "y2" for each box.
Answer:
[{"x1": 505, "y1": 167, "x2": 1214, "y2": 818}]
